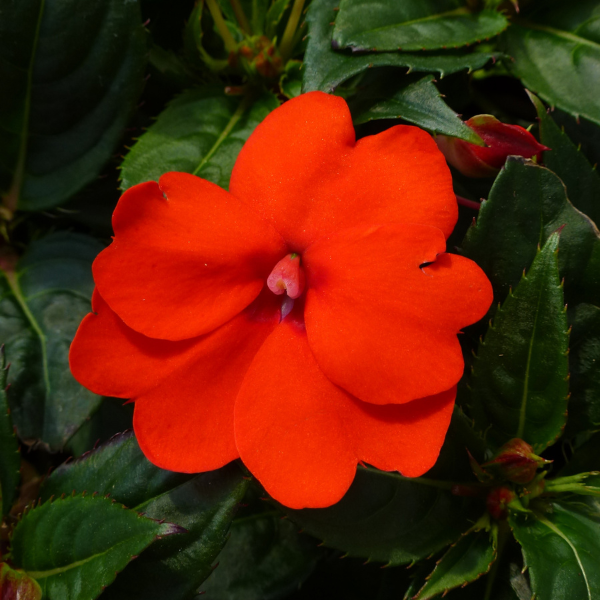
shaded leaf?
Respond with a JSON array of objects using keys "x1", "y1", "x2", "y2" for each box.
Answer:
[
  {"x1": 303, "y1": 0, "x2": 499, "y2": 93},
  {"x1": 280, "y1": 60, "x2": 303, "y2": 99},
  {"x1": 0, "y1": 0, "x2": 146, "y2": 213},
  {"x1": 0, "y1": 232, "x2": 103, "y2": 450},
  {"x1": 0, "y1": 346, "x2": 20, "y2": 516},
  {"x1": 0, "y1": 563, "x2": 42, "y2": 600},
  {"x1": 469, "y1": 234, "x2": 569, "y2": 452},
  {"x1": 10, "y1": 495, "x2": 180, "y2": 600},
  {"x1": 120, "y1": 87, "x2": 279, "y2": 191},
  {"x1": 333, "y1": 0, "x2": 508, "y2": 52},
  {"x1": 265, "y1": 0, "x2": 290, "y2": 39}
]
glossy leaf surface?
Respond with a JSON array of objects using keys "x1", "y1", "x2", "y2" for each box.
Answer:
[
  {"x1": 0, "y1": 233, "x2": 103, "y2": 450},
  {"x1": 469, "y1": 234, "x2": 569, "y2": 452}
]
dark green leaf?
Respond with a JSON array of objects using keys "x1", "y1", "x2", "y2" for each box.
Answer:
[
  {"x1": 41, "y1": 432, "x2": 249, "y2": 600},
  {"x1": 0, "y1": 232, "x2": 103, "y2": 450},
  {"x1": 333, "y1": 0, "x2": 508, "y2": 52},
  {"x1": 0, "y1": 0, "x2": 146, "y2": 213},
  {"x1": 120, "y1": 87, "x2": 279, "y2": 192},
  {"x1": 265, "y1": 0, "x2": 290, "y2": 39},
  {"x1": 461, "y1": 158, "x2": 600, "y2": 306},
  {"x1": 350, "y1": 73, "x2": 483, "y2": 144},
  {"x1": 510, "y1": 501, "x2": 600, "y2": 600},
  {"x1": 280, "y1": 60, "x2": 303, "y2": 99},
  {"x1": 0, "y1": 346, "x2": 20, "y2": 516},
  {"x1": 198, "y1": 512, "x2": 318, "y2": 599},
  {"x1": 505, "y1": 3, "x2": 600, "y2": 127},
  {"x1": 566, "y1": 304, "x2": 600, "y2": 436},
  {"x1": 0, "y1": 562, "x2": 42, "y2": 600},
  {"x1": 10, "y1": 495, "x2": 180, "y2": 600},
  {"x1": 414, "y1": 528, "x2": 497, "y2": 600},
  {"x1": 303, "y1": 0, "x2": 499, "y2": 93},
  {"x1": 469, "y1": 234, "x2": 569, "y2": 452},
  {"x1": 529, "y1": 92, "x2": 600, "y2": 226}
]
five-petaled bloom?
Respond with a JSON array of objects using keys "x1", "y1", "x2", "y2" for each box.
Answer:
[{"x1": 70, "y1": 92, "x2": 493, "y2": 509}]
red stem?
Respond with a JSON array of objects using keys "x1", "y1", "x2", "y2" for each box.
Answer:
[{"x1": 456, "y1": 195, "x2": 481, "y2": 210}]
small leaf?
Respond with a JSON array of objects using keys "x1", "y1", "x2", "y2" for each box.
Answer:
[
  {"x1": 0, "y1": 346, "x2": 20, "y2": 516},
  {"x1": 265, "y1": 0, "x2": 290, "y2": 38},
  {"x1": 0, "y1": 0, "x2": 146, "y2": 213},
  {"x1": 120, "y1": 87, "x2": 279, "y2": 192},
  {"x1": 510, "y1": 501, "x2": 600, "y2": 600},
  {"x1": 350, "y1": 73, "x2": 483, "y2": 144},
  {"x1": 332, "y1": 0, "x2": 508, "y2": 52},
  {"x1": 280, "y1": 60, "x2": 303, "y2": 99},
  {"x1": 0, "y1": 563, "x2": 42, "y2": 600},
  {"x1": 469, "y1": 234, "x2": 569, "y2": 452},
  {"x1": 529, "y1": 92, "x2": 600, "y2": 226},
  {"x1": 0, "y1": 232, "x2": 104, "y2": 450},
  {"x1": 414, "y1": 528, "x2": 497, "y2": 599},
  {"x1": 303, "y1": 0, "x2": 499, "y2": 93},
  {"x1": 10, "y1": 495, "x2": 179, "y2": 600},
  {"x1": 198, "y1": 512, "x2": 319, "y2": 599}
]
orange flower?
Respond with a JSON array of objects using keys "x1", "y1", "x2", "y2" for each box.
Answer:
[{"x1": 70, "y1": 92, "x2": 493, "y2": 509}]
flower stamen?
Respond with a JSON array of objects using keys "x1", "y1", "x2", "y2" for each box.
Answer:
[{"x1": 267, "y1": 253, "x2": 305, "y2": 299}]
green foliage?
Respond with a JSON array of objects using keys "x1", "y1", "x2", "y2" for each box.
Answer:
[
  {"x1": 0, "y1": 347, "x2": 20, "y2": 516},
  {"x1": 0, "y1": 232, "x2": 103, "y2": 450},
  {"x1": 10, "y1": 494, "x2": 180, "y2": 600},
  {"x1": 333, "y1": 0, "x2": 508, "y2": 52},
  {"x1": 469, "y1": 234, "x2": 569, "y2": 452},
  {"x1": 120, "y1": 87, "x2": 279, "y2": 191},
  {"x1": 0, "y1": 0, "x2": 146, "y2": 213}
]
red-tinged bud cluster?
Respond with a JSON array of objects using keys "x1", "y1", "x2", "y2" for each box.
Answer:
[
  {"x1": 230, "y1": 36, "x2": 283, "y2": 79},
  {"x1": 436, "y1": 115, "x2": 549, "y2": 178},
  {"x1": 483, "y1": 438, "x2": 551, "y2": 484},
  {"x1": 486, "y1": 486, "x2": 515, "y2": 520}
]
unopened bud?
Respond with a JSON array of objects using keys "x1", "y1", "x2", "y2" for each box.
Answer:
[
  {"x1": 483, "y1": 438, "x2": 551, "y2": 484},
  {"x1": 436, "y1": 115, "x2": 549, "y2": 178},
  {"x1": 486, "y1": 486, "x2": 515, "y2": 520}
]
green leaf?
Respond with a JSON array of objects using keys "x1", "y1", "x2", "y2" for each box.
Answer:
[
  {"x1": 504, "y1": 3, "x2": 600, "y2": 127},
  {"x1": 0, "y1": 346, "x2": 20, "y2": 516},
  {"x1": 332, "y1": 0, "x2": 508, "y2": 52},
  {"x1": 0, "y1": 563, "x2": 42, "y2": 600},
  {"x1": 120, "y1": 87, "x2": 279, "y2": 192},
  {"x1": 529, "y1": 92, "x2": 600, "y2": 226},
  {"x1": 461, "y1": 157, "x2": 600, "y2": 306},
  {"x1": 0, "y1": 232, "x2": 103, "y2": 450},
  {"x1": 280, "y1": 60, "x2": 303, "y2": 99},
  {"x1": 510, "y1": 501, "x2": 600, "y2": 600},
  {"x1": 469, "y1": 233, "x2": 569, "y2": 452},
  {"x1": 0, "y1": 0, "x2": 146, "y2": 213},
  {"x1": 303, "y1": 0, "x2": 500, "y2": 93},
  {"x1": 413, "y1": 528, "x2": 497, "y2": 600},
  {"x1": 566, "y1": 304, "x2": 600, "y2": 436},
  {"x1": 350, "y1": 73, "x2": 483, "y2": 144},
  {"x1": 10, "y1": 495, "x2": 180, "y2": 600},
  {"x1": 41, "y1": 432, "x2": 249, "y2": 600},
  {"x1": 199, "y1": 512, "x2": 318, "y2": 599},
  {"x1": 265, "y1": 0, "x2": 290, "y2": 39}
]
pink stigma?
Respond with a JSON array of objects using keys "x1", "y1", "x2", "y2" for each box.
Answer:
[{"x1": 267, "y1": 253, "x2": 305, "y2": 299}]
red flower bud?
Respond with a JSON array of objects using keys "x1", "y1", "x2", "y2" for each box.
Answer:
[
  {"x1": 486, "y1": 486, "x2": 515, "y2": 520},
  {"x1": 482, "y1": 438, "x2": 551, "y2": 484},
  {"x1": 436, "y1": 115, "x2": 549, "y2": 178}
]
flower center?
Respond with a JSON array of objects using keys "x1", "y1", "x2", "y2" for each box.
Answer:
[{"x1": 267, "y1": 253, "x2": 305, "y2": 299}]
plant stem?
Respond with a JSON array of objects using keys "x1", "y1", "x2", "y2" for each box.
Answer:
[
  {"x1": 456, "y1": 195, "x2": 481, "y2": 210},
  {"x1": 279, "y1": 0, "x2": 305, "y2": 63},
  {"x1": 483, "y1": 520, "x2": 511, "y2": 600},
  {"x1": 206, "y1": 0, "x2": 238, "y2": 53},
  {"x1": 229, "y1": 0, "x2": 251, "y2": 34}
]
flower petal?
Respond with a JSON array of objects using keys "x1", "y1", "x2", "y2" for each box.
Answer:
[
  {"x1": 234, "y1": 314, "x2": 357, "y2": 509},
  {"x1": 229, "y1": 91, "x2": 457, "y2": 251},
  {"x1": 304, "y1": 223, "x2": 493, "y2": 405},
  {"x1": 94, "y1": 172, "x2": 287, "y2": 341}
]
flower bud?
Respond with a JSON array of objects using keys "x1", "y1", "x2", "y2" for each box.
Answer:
[
  {"x1": 482, "y1": 438, "x2": 551, "y2": 484},
  {"x1": 486, "y1": 486, "x2": 515, "y2": 520},
  {"x1": 436, "y1": 115, "x2": 549, "y2": 178}
]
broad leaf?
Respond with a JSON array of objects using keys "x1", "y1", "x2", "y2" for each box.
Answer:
[
  {"x1": 0, "y1": 347, "x2": 20, "y2": 516},
  {"x1": 199, "y1": 512, "x2": 318, "y2": 599},
  {"x1": 505, "y1": 2, "x2": 600, "y2": 127},
  {"x1": 0, "y1": 0, "x2": 146, "y2": 213},
  {"x1": 529, "y1": 92, "x2": 600, "y2": 226},
  {"x1": 566, "y1": 304, "x2": 600, "y2": 436},
  {"x1": 0, "y1": 563, "x2": 42, "y2": 600},
  {"x1": 414, "y1": 528, "x2": 496, "y2": 600},
  {"x1": 0, "y1": 232, "x2": 103, "y2": 450},
  {"x1": 120, "y1": 87, "x2": 279, "y2": 191},
  {"x1": 303, "y1": 0, "x2": 499, "y2": 93},
  {"x1": 350, "y1": 73, "x2": 483, "y2": 144},
  {"x1": 469, "y1": 234, "x2": 569, "y2": 452},
  {"x1": 41, "y1": 432, "x2": 249, "y2": 600},
  {"x1": 461, "y1": 157, "x2": 600, "y2": 306},
  {"x1": 10, "y1": 495, "x2": 180, "y2": 600},
  {"x1": 333, "y1": 0, "x2": 508, "y2": 52},
  {"x1": 510, "y1": 501, "x2": 600, "y2": 600}
]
